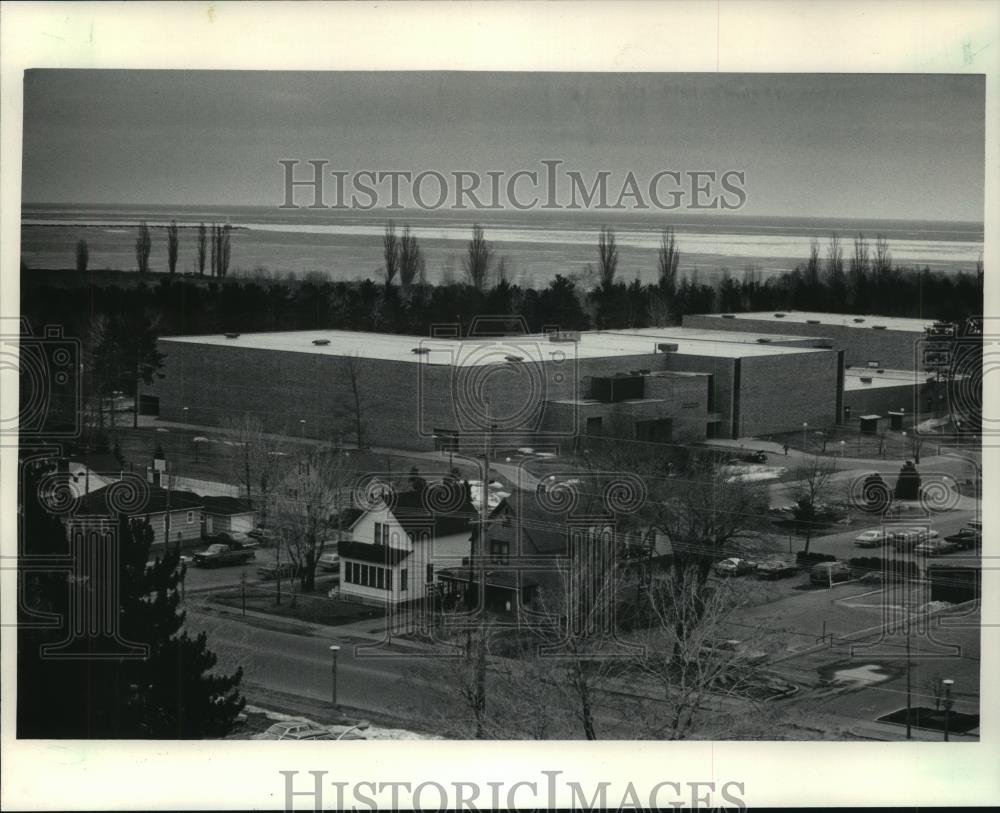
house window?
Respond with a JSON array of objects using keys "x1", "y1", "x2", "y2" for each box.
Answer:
[
  {"x1": 426, "y1": 563, "x2": 434, "y2": 583},
  {"x1": 490, "y1": 540, "x2": 509, "y2": 565},
  {"x1": 344, "y1": 564, "x2": 353, "y2": 584},
  {"x1": 400, "y1": 569, "x2": 408, "y2": 592},
  {"x1": 376, "y1": 568, "x2": 384, "y2": 589},
  {"x1": 386, "y1": 569, "x2": 393, "y2": 591},
  {"x1": 186, "y1": 511, "x2": 194, "y2": 524},
  {"x1": 352, "y1": 562, "x2": 360, "y2": 584},
  {"x1": 374, "y1": 522, "x2": 383, "y2": 545}
]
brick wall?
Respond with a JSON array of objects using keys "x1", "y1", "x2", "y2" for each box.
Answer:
[
  {"x1": 736, "y1": 351, "x2": 841, "y2": 436},
  {"x1": 683, "y1": 315, "x2": 923, "y2": 370}
]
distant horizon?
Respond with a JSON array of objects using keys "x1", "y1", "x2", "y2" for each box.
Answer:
[{"x1": 18, "y1": 201, "x2": 986, "y2": 230}]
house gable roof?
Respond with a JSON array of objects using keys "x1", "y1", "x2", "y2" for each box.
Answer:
[
  {"x1": 73, "y1": 484, "x2": 204, "y2": 517},
  {"x1": 351, "y1": 482, "x2": 478, "y2": 540}
]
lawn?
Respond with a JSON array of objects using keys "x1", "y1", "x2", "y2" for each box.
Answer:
[{"x1": 212, "y1": 583, "x2": 386, "y2": 626}]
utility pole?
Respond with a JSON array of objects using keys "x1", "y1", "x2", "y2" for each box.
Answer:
[{"x1": 473, "y1": 398, "x2": 490, "y2": 739}]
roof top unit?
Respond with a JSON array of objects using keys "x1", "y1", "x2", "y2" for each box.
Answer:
[
  {"x1": 657, "y1": 342, "x2": 679, "y2": 353},
  {"x1": 505, "y1": 354, "x2": 524, "y2": 363},
  {"x1": 721, "y1": 313, "x2": 736, "y2": 319},
  {"x1": 756, "y1": 338, "x2": 772, "y2": 343},
  {"x1": 548, "y1": 330, "x2": 580, "y2": 343},
  {"x1": 224, "y1": 332, "x2": 240, "y2": 339},
  {"x1": 312, "y1": 339, "x2": 331, "y2": 346},
  {"x1": 411, "y1": 347, "x2": 430, "y2": 355},
  {"x1": 860, "y1": 377, "x2": 873, "y2": 384},
  {"x1": 806, "y1": 319, "x2": 821, "y2": 325},
  {"x1": 872, "y1": 325, "x2": 887, "y2": 330},
  {"x1": 773, "y1": 313, "x2": 786, "y2": 318},
  {"x1": 853, "y1": 318, "x2": 866, "y2": 323}
]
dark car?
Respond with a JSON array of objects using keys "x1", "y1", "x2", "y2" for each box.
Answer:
[
  {"x1": 755, "y1": 560, "x2": 798, "y2": 580},
  {"x1": 191, "y1": 541, "x2": 257, "y2": 568},
  {"x1": 257, "y1": 561, "x2": 300, "y2": 580},
  {"x1": 809, "y1": 561, "x2": 852, "y2": 585},
  {"x1": 944, "y1": 529, "x2": 981, "y2": 550}
]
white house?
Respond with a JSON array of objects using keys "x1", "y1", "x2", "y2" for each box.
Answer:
[{"x1": 337, "y1": 482, "x2": 476, "y2": 606}]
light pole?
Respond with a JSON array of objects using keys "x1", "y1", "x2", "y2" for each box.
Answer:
[
  {"x1": 901, "y1": 430, "x2": 907, "y2": 460},
  {"x1": 299, "y1": 418, "x2": 307, "y2": 438},
  {"x1": 942, "y1": 678, "x2": 954, "y2": 741},
  {"x1": 802, "y1": 421, "x2": 808, "y2": 450},
  {"x1": 839, "y1": 440, "x2": 846, "y2": 462},
  {"x1": 182, "y1": 406, "x2": 189, "y2": 424},
  {"x1": 329, "y1": 645, "x2": 341, "y2": 707}
]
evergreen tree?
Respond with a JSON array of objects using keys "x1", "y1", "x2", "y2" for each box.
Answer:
[{"x1": 17, "y1": 460, "x2": 245, "y2": 738}]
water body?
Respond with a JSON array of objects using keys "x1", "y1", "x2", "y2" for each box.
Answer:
[{"x1": 21, "y1": 203, "x2": 984, "y2": 288}]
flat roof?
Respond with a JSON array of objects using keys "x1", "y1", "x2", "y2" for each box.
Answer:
[
  {"x1": 843, "y1": 367, "x2": 930, "y2": 391},
  {"x1": 161, "y1": 328, "x2": 831, "y2": 364},
  {"x1": 692, "y1": 311, "x2": 936, "y2": 333},
  {"x1": 608, "y1": 326, "x2": 833, "y2": 346},
  {"x1": 580, "y1": 331, "x2": 832, "y2": 358}
]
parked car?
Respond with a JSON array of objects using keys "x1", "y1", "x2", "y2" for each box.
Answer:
[
  {"x1": 191, "y1": 541, "x2": 257, "y2": 568},
  {"x1": 914, "y1": 538, "x2": 960, "y2": 557},
  {"x1": 714, "y1": 557, "x2": 755, "y2": 577},
  {"x1": 890, "y1": 527, "x2": 938, "y2": 551},
  {"x1": 209, "y1": 530, "x2": 253, "y2": 545},
  {"x1": 254, "y1": 721, "x2": 336, "y2": 741},
  {"x1": 809, "y1": 561, "x2": 852, "y2": 585},
  {"x1": 944, "y1": 528, "x2": 981, "y2": 550},
  {"x1": 257, "y1": 561, "x2": 300, "y2": 580},
  {"x1": 755, "y1": 560, "x2": 798, "y2": 580},
  {"x1": 698, "y1": 638, "x2": 768, "y2": 665},
  {"x1": 967, "y1": 519, "x2": 983, "y2": 533},
  {"x1": 854, "y1": 529, "x2": 888, "y2": 548},
  {"x1": 317, "y1": 551, "x2": 341, "y2": 572},
  {"x1": 247, "y1": 528, "x2": 278, "y2": 544}
]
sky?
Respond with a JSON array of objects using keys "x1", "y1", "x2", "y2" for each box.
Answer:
[{"x1": 20, "y1": 71, "x2": 985, "y2": 222}]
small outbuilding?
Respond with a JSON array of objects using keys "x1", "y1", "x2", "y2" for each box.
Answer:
[{"x1": 859, "y1": 414, "x2": 883, "y2": 435}]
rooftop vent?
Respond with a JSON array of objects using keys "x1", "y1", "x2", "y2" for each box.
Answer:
[
  {"x1": 774, "y1": 313, "x2": 786, "y2": 318},
  {"x1": 548, "y1": 330, "x2": 580, "y2": 343},
  {"x1": 638, "y1": 368, "x2": 650, "y2": 375},
  {"x1": 853, "y1": 318, "x2": 866, "y2": 323},
  {"x1": 657, "y1": 342, "x2": 679, "y2": 353},
  {"x1": 860, "y1": 377, "x2": 873, "y2": 384},
  {"x1": 806, "y1": 319, "x2": 821, "y2": 325},
  {"x1": 411, "y1": 347, "x2": 430, "y2": 355},
  {"x1": 721, "y1": 313, "x2": 736, "y2": 319},
  {"x1": 312, "y1": 339, "x2": 331, "y2": 346},
  {"x1": 876, "y1": 369, "x2": 885, "y2": 374},
  {"x1": 756, "y1": 338, "x2": 772, "y2": 344},
  {"x1": 872, "y1": 325, "x2": 887, "y2": 330},
  {"x1": 505, "y1": 354, "x2": 524, "y2": 363},
  {"x1": 224, "y1": 332, "x2": 240, "y2": 339}
]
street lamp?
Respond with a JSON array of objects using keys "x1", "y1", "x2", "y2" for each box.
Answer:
[
  {"x1": 942, "y1": 678, "x2": 955, "y2": 741},
  {"x1": 329, "y1": 645, "x2": 341, "y2": 707},
  {"x1": 839, "y1": 440, "x2": 846, "y2": 461},
  {"x1": 299, "y1": 419, "x2": 307, "y2": 437},
  {"x1": 802, "y1": 422, "x2": 808, "y2": 450},
  {"x1": 182, "y1": 406, "x2": 189, "y2": 423}
]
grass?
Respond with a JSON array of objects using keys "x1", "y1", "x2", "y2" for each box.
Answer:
[{"x1": 212, "y1": 584, "x2": 386, "y2": 626}]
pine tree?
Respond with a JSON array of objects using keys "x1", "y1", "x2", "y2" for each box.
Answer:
[{"x1": 17, "y1": 461, "x2": 245, "y2": 738}]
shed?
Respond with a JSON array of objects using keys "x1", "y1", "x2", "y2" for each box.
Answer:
[
  {"x1": 201, "y1": 495, "x2": 257, "y2": 536},
  {"x1": 859, "y1": 414, "x2": 883, "y2": 435}
]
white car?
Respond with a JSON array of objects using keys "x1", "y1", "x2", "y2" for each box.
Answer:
[
  {"x1": 854, "y1": 529, "x2": 887, "y2": 548},
  {"x1": 317, "y1": 551, "x2": 341, "y2": 572}
]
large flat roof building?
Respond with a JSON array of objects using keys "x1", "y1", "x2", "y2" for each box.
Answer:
[
  {"x1": 683, "y1": 310, "x2": 936, "y2": 370},
  {"x1": 144, "y1": 327, "x2": 843, "y2": 450}
]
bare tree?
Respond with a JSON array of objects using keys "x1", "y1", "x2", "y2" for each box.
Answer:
[
  {"x1": 197, "y1": 222, "x2": 207, "y2": 276},
  {"x1": 597, "y1": 226, "x2": 618, "y2": 288},
  {"x1": 398, "y1": 225, "x2": 424, "y2": 294},
  {"x1": 804, "y1": 238, "x2": 821, "y2": 288},
  {"x1": 275, "y1": 447, "x2": 356, "y2": 592},
  {"x1": 209, "y1": 223, "x2": 217, "y2": 277},
  {"x1": 823, "y1": 234, "x2": 842, "y2": 283},
  {"x1": 135, "y1": 221, "x2": 152, "y2": 274},
  {"x1": 657, "y1": 227, "x2": 680, "y2": 294},
  {"x1": 873, "y1": 234, "x2": 892, "y2": 276},
  {"x1": 383, "y1": 222, "x2": 399, "y2": 287},
  {"x1": 463, "y1": 224, "x2": 492, "y2": 290},
  {"x1": 219, "y1": 224, "x2": 232, "y2": 278},
  {"x1": 633, "y1": 573, "x2": 778, "y2": 740},
  {"x1": 167, "y1": 219, "x2": 179, "y2": 275},
  {"x1": 222, "y1": 415, "x2": 292, "y2": 535},
  {"x1": 75, "y1": 239, "x2": 89, "y2": 273},
  {"x1": 790, "y1": 454, "x2": 838, "y2": 554},
  {"x1": 851, "y1": 233, "x2": 870, "y2": 277},
  {"x1": 336, "y1": 352, "x2": 371, "y2": 449}
]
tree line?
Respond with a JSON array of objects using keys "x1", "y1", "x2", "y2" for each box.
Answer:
[
  {"x1": 31, "y1": 223, "x2": 982, "y2": 346},
  {"x1": 75, "y1": 220, "x2": 233, "y2": 277}
]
